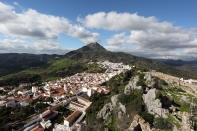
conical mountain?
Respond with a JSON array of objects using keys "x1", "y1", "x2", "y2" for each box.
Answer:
[{"x1": 65, "y1": 42, "x2": 196, "y2": 79}]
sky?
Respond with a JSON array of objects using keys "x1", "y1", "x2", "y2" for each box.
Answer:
[{"x1": 0, "y1": 0, "x2": 197, "y2": 60}]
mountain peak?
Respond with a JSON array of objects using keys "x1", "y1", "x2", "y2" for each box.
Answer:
[
  {"x1": 76, "y1": 42, "x2": 106, "y2": 52},
  {"x1": 85, "y1": 42, "x2": 106, "y2": 51},
  {"x1": 65, "y1": 42, "x2": 108, "y2": 58}
]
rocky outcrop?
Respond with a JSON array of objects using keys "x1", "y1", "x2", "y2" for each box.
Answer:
[
  {"x1": 111, "y1": 95, "x2": 119, "y2": 107},
  {"x1": 143, "y1": 88, "x2": 169, "y2": 118},
  {"x1": 124, "y1": 76, "x2": 142, "y2": 94},
  {"x1": 181, "y1": 96, "x2": 189, "y2": 103},
  {"x1": 126, "y1": 114, "x2": 153, "y2": 131},
  {"x1": 97, "y1": 94, "x2": 127, "y2": 121},
  {"x1": 119, "y1": 102, "x2": 126, "y2": 114},
  {"x1": 144, "y1": 73, "x2": 152, "y2": 82},
  {"x1": 144, "y1": 73, "x2": 155, "y2": 87},
  {"x1": 97, "y1": 103, "x2": 113, "y2": 120},
  {"x1": 181, "y1": 112, "x2": 194, "y2": 131}
]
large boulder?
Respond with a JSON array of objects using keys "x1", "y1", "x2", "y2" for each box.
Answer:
[
  {"x1": 144, "y1": 73, "x2": 155, "y2": 87},
  {"x1": 126, "y1": 114, "x2": 153, "y2": 131},
  {"x1": 181, "y1": 112, "x2": 194, "y2": 131},
  {"x1": 97, "y1": 103, "x2": 113, "y2": 120},
  {"x1": 111, "y1": 95, "x2": 119, "y2": 107},
  {"x1": 119, "y1": 102, "x2": 126, "y2": 114},
  {"x1": 124, "y1": 76, "x2": 142, "y2": 94},
  {"x1": 143, "y1": 88, "x2": 169, "y2": 118}
]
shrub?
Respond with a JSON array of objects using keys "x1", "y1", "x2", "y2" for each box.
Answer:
[
  {"x1": 140, "y1": 112, "x2": 154, "y2": 126},
  {"x1": 153, "y1": 117, "x2": 173, "y2": 129},
  {"x1": 136, "y1": 73, "x2": 146, "y2": 87},
  {"x1": 118, "y1": 89, "x2": 144, "y2": 114}
]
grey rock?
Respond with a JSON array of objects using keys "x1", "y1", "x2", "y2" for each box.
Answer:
[
  {"x1": 143, "y1": 88, "x2": 169, "y2": 118},
  {"x1": 124, "y1": 76, "x2": 142, "y2": 94},
  {"x1": 181, "y1": 96, "x2": 189, "y2": 103},
  {"x1": 97, "y1": 103, "x2": 113, "y2": 120},
  {"x1": 119, "y1": 102, "x2": 126, "y2": 114},
  {"x1": 144, "y1": 73, "x2": 152, "y2": 82},
  {"x1": 144, "y1": 73, "x2": 155, "y2": 87},
  {"x1": 111, "y1": 95, "x2": 119, "y2": 107},
  {"x1": 181, "y1": 112, "x2": 194, "y2": 131},
  {"x1": 118, "y1": 111, "x2": 123, "y2": 120},
  {"x1": 126, "y1": 114, "x2": 152, "y2": 131}
]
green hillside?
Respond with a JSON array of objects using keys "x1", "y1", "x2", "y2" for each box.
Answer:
[
  {"x1": 0, "y1": 42, "x2": 196, "y2": 86},
  {"x1": 0, "y1": 59, "x2": 86, "y2": 86},
  {"x1": 0, "y1": 53, "x2": 61, "y2": 77},
  {"x1": 66, "y1": 43, "x2": 197, "y2": 79}
]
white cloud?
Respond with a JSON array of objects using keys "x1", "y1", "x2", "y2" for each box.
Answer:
[
  {"x1": 0, "y1": 2, "x2": 99, "y2": 43},
  {"x1": 80, "y1": 11, "x2": 197, "y2": 60},
  {"x1": 0, "y1": 39, "x2": 69, "y2": 54},
  {"x1": 78, "y1": 11, "x2": 174, "y2": 32}
]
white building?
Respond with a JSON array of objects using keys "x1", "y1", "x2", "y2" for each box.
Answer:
[{"x1": 32, "y1": 86, "x2": 38, "y2": 93}]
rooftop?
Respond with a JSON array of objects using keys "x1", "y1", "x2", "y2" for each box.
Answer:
[{"x1": 65, "y1": 110, "x2": 81, "y2": 123}]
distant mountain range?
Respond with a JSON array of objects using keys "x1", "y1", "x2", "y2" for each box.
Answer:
[
  {"x1": 156, "y1": 59, "x2": 197, "y2": 77},
  {"x1": 0, "y1": 42, "x2": 196, "y2": 86}
]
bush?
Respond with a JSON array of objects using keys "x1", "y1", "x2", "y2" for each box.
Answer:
[
  {"x1": 140, "y1": 112, "x2": 154, "y2": 126},
  {"x1": 153, "y1": 117, "x2": 173, "y2": 129},
  {"x1": 118, "y1": 89, "x2": 144, "y2": 114},
  {"x1": 136, "y1": 73, "x2": 146, "y2": 87}
]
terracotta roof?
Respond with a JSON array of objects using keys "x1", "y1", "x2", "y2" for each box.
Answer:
[
  {"x1": 71, "y1": 89, "x2": 79, "y2": 93},
  {"x1": 41, "y1": 109, "x2": 50, "y2": 115},
  {"x1": 70, "y1": 101, "x2": 84, "y2": 108},
  {"x1": 65, "y1": 110, "x2": 81, "y2": 123},
  {"x1": 77, "y1": 96, "x2": 90, "y2": 103},
  {"x1": 42, "y1": 110, "x2": 57, "y2": 121},
  {"x1": 31, "y1": 125, "x2": 44, "y2": 131}
]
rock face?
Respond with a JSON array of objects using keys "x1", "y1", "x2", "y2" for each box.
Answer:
[
  {"x1": 119, "y1": 102, "x2": 126, "y2": 114},
  {"x1": 181, "y1": 112, "x2": 194, "y2": 131},
  {"x1": 97, "y1": 103, "x2": 113, "y2": 120},
  {"x1": 126, "y1": 114, "x2": 153, "y2": 131},
  {"x1": 143, "y1": 88, "x2": 169, "y2": 118},
  {"x1": 97, "y1": 95, "x2": 127, "y2": 121},
  {"x1": 144, "y1": 72, "x2": 152, "y2": 82},
  {"x1": 144, "y1": 73, "x2": 155, "y2": 87},
  {"x1": 181, "y1": 96, "x2": 189, "y2": 103},
  {"x1": 111, "y1": 95, "x2": 119, "y2": 107},
  {"x1": 124, "y1": 76, "x2": 142, "y2": 94}
]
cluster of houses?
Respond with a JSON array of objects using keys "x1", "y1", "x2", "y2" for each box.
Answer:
[
  {"x1": 25, "y1": 96, "x2": 92, "y2": 131},
  {"x1": 0, "y1": 61, "x2": 132, "y2": 130},
  {"x1": 0, "y1": 84, "x2": 32, "y2": 107}
]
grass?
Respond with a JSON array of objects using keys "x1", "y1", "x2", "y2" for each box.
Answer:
[
  {"x1": 167, "y1": 114, "x2": 181, "y2": 129},
  {"x1": 118, "y1": 89, "x2": 144, "y2": 115},
  {"x1": 0, "y1": 58, "x2": 87, "y2": 86}
]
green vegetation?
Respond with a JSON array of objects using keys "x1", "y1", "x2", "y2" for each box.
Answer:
[
  {"x1": 85, "y1": 70, "x2": 134, "y2": 130},
  {"x1": 1, "y1": 43, "x2": 197, "y2": 86},
  {"x1": 136, "y1": 73, "x2": 146, "y2": 87},
  {"x1": 86, "y1": 93, "x2": 111, "y2": 130},
  {"x1": 54, "y1": 106, "x2": 73, "y2": 124},
  {"x1": 153, "y1": 77, "x2": 168, "y2": 90},
  {"x1": 0, "y1": 53, "x2": 60, "y2": 77},
  {"x1": 0, "y1": 90, "x2": 7, "y2": 95},
  {"x1": 118, "y1": 89, "x2": 144, "y2": 114},
  {"x1": 0, "y1": 58, "x2": 87, "y2": 86},
  {"x1": 0, "y1": 106, "x2": 35, "y2": 130},
  {"x1": 167, "y1": 114, "x2": 181, "y2": 129},
  {"x1": 86, "y1": 64, "x2": 106, "y2": 73},
  {"x1": 104, "y1": 70, "x2": 133, "y2": 94},
  {"x1": 106, "y1": 114, "x2": 120, "y2": 131},
  {"x1": 153, "y1": 117, "x2": 173, "y2": 130},
  {"x1": 140, "y1": 112, "x2": 154, "y2": 126},
  {"x1": 66, "y1": 43, "x2": 197, "y2": 79}
]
